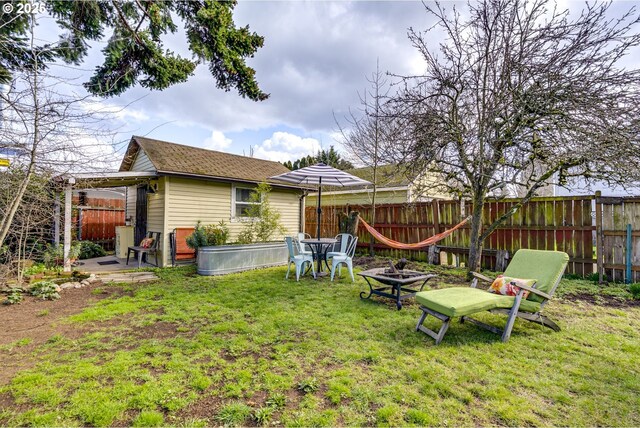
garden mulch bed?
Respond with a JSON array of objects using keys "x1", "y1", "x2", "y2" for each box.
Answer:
[{"x1": 0, "y1": 284, "x2": 126, "y2": 385}]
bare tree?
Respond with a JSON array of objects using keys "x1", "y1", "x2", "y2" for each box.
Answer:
[
  {"x1": 336, "y1": 59, "x2": 398, "y2": 255},
  {"x1": 0, "y1": 18, "x2": 119, "y2": 263},
  {"x1": 388, "y1": 0, "x2": 640, "y2": 273},
  {"x1": 0, "y1": 168, "x2": 54, "y2": 283}
]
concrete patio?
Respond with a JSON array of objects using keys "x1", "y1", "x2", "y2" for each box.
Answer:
[{"x1": 74, "y1": 255, "x2": 156, "y2": 274}]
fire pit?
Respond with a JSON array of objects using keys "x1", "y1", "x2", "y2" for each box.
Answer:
[{"x1": 358, "y1": 266, "x2": 437, "y2": 310}]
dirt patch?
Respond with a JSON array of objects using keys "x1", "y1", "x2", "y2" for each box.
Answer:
[
  {"x1": 354, "y1": 256, "x2": 411, "y2": 270},
  {"x1": 0, "y1": 283, "x2": 126, "y2": 385},
  {"x1": 562, "y1": 293, "x2": 640, "y2": 308},
  {"x1": 0, "y1": 284, "x2": 125, "y2": 345},
  {"x1": 134, "y1": 321, "x2": 180, "y2": 340},
  {"x1": 173, "y1": 392, "x2": 222, "y2": 423}
]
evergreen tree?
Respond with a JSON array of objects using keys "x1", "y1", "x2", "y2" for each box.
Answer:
[
  {"x1": 0, "y1": 1, "x2": 268, "y2": 100},
  {"x1": 287, "y1": 146, "x2": 353, "y2": 171},
  {"x1": 316, "y1": 146, "x2": 353, "y2": 170}
]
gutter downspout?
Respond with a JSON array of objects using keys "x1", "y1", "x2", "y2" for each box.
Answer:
[{"x1": 299, "y1": 190, "x2": 308, "y2": 233}]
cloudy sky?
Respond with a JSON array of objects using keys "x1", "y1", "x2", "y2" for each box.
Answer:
[
  {"x1": 32, "y1": 0, "x2": 637, "y2": 172},
  {"x1": 35, "y1": 1, "x2": 437, "y2": 167}
]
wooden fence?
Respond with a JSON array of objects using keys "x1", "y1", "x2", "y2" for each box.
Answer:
[
  {"x1": 306, "y1": 195, "x2": 596, "y2": 277},
  {"x1": 597, "y1": 195, "x2": 640, "y2": 283},
  {"x1": 72, "y1": 196, "x2": 125, "y2": 251}
]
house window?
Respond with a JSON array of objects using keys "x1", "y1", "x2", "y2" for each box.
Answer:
[{"x1": 232, "y1": 185, "x2": 259, "y2": 219}]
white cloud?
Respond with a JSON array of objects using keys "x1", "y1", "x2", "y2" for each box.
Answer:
[
  {"x1": 203, "y1": 130, "x2": 232, "y2": 151},
  {"x1": 253, "y1": 131, "x2": 321, "y2": 162},
  {"x1": 98, "y1": 1, "x2": 429, "y2": 136},
  {"x1": 79, "y1": 100, "x2": 150, "y2": 122}
]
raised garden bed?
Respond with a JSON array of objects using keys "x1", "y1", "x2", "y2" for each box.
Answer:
[{"x1": 197, "y1": 242, "x2": 288, "y2": 276}]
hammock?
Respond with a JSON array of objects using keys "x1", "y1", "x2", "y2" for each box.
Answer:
[{"x1": 358, "y1": 215, "x2": 470, "y2": 251}]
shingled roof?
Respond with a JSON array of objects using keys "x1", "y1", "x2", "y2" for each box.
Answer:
[{"x1": 119, "y1": 136, "x2": 291, "y2": 185}]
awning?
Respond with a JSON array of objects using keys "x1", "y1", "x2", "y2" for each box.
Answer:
[{"x1": 55, "y1": 171, "x2": 158, "y2": 188}]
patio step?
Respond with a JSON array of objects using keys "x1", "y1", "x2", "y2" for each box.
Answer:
[{"x1": 97, "y1": 272, "x2": 159, "y2": 284}]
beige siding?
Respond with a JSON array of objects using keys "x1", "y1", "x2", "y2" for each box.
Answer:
[
  {"x1": 268, "y1": 189, "x2": 299, "y2": 238},
  {"x1": 306, "y1": 188, "x2": 410, "y2": 207},
  {"x1": 164, "y1": 177, "x2": 300, "y2": 247},
  {"x1": 131, "y1": 150, "x2": 155, "y2": 171},
  {"x1": 409, "y1": 173, "x2": 452, "y2": 201},
  {"x1": 146, "y1": 177, "x2": 167, "y2": 266},
  {"x1": 126, "y1": 186, "x2": 137, "y2": 222}
]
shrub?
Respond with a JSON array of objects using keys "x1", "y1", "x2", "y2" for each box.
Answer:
[
  {"x1": 297, "y1": 377, "x2": 319, "y2": 394},
  {"x1": 629, "y1": 283, "x2": 640, "y2": 299},
  {"x1": 186, "y1": 221, "x2": 229, "y2": 250},
  {"x1": 236, "y1": 229, "x2": 254, "y2": 245},
  {"x1": 42, "y1": 242, "x2": 81, "y2": 267},
  {"x1": 204, "y1": 222, "x2": 230, "y2": 246},
  {"x1": 23, "y1": 263, "x2": 46, "y2": 276},
  {"x1": 3, "y1": 287, "x2": 24, "y2": 305},
  {"x1": 78, "y1": 241, "x2": 106, "y2": 260},
  {"x1": 30, "y1": 281, "x2": 60, "y2": 300}
]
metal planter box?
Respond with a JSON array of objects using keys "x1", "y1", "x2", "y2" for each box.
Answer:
[{"x1": 197, "y1": 242, "x2": 288, "y2": 276}]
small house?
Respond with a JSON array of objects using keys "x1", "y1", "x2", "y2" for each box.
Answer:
[
  {"x1": 306, "y1": 164, "x2": 450, "y2": 207},
  {"x1": 58, "y1": 136, "x2": 304, "y2": 268}
]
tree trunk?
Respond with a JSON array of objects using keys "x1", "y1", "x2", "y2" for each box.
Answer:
[
  {"x1": 0, "y1": 22, "x2": 40, "y2": 249},
  {"x1": 467, "y1": 193, "x2": 485, "y2": 276},
  {"x1": 369, "y1": 176, "x2": 377, "y2": 256},
  {"x1": 0, "y1": 167, "x2": 35, "y2": 248}
]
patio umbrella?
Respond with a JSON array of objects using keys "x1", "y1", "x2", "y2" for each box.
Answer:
[{"x1": 270, "y1": 163, "x2": 371, "y2": 239}]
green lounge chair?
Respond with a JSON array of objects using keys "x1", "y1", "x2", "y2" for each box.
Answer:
[{"x1": 415, "y1": 249, "x2": 569, "y2": 344}]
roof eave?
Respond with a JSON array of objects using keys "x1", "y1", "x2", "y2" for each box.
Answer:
[
  {"x1": 157, "y1": 170, "x2": 307, "y2": 191},
  {"x1": 54, "y1": 171, "x2": 158, "y2": 188}
]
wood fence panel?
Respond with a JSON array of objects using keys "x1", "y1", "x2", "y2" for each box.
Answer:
[{"x1": 306, "y1": 195, "x2": 598, "y2": 276}]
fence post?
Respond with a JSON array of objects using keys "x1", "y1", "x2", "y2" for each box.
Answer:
[
  {"x1": 626, "y1": 223, "x2": 632, "y2": 284},
  {"x1": 495, "y1": 250, "x2": 510, "y2": 272},
  {"x1": 431, "y1": 199, "x2": 441, "y2": 233},
  {"x1": 595, "y1": 191, "x2": 604, "y2": 284},
  {"x1": 428, "y1": 245, "x2": 440, "y2": 265}
]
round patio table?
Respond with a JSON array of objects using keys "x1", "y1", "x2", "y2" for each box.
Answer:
[{"x1": 300, "y1": 238, "x2": 337, "y2": 279}]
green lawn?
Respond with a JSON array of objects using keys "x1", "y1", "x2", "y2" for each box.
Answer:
[{"x1": 1, "y1": 263, "x2": 639, "y2": 426}]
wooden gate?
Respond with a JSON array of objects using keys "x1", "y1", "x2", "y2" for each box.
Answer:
[
  {"x1": 596, "y1": 194, "x2": 640, "y2": 283},
  {"x1": 73, "y1": 195, "x2": 125, "y2": 251}
]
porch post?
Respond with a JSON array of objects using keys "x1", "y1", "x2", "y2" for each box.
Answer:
[
  {"x1": 63, "y1": 178, "x2": 74, "y2": 272},
  {"x1": 54, "y1": 193, "x2": 60, "y2": 246}
]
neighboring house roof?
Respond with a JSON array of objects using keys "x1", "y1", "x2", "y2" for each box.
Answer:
[
  {"x1": 119, "y1": 136, "x2": 291, "y2": 185},
  {"x1": 313, "y1": 164, "x2": 413, "y2": 193},
  {"x1": 346, "y1": 164, "x2": 413, "y2": 188}
]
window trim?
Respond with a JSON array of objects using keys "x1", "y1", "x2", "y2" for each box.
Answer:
[{"x1": 231, "y1": 184, "x2": 260, "y2": 222}]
